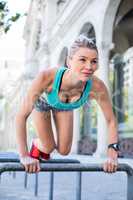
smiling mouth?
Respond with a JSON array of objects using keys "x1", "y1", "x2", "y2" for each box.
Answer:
[{"x1": 82, "y1": 71, "x2": 93, "y2": 76}]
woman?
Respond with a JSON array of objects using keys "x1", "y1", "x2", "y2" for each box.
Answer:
[{"x1": 16, "y1": 35, "x2": 119, "y2": 173}]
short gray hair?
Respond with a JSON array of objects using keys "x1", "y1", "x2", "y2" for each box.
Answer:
[{"x1": 68, "y1": 35, "x2": 97, "y2": 58}]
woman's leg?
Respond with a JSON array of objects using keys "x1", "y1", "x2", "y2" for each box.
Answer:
[
  {"x1": 31, "y1": 109, "x2": 56, "y2": 154},
  {"x1": 52, "y1": 110, "x2": 73, "y2": 155}
]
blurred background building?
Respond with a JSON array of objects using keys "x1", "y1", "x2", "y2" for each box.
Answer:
[{"x1": 0, "y1": 0, "x2": 133, "y2": 157}]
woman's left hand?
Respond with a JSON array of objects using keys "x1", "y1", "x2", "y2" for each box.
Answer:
[{"x1": 103, "y1": 148, "x2": 118, "y2": 173}]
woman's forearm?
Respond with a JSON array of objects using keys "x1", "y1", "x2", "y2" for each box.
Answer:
[
  {"x1": 16, "y1": 115, "x2": 29, "y2": 157},
  {"x1": 108, "y1": 117, "x2": 119, "y2": 144}
]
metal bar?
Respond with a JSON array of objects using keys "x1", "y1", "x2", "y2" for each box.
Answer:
[
  {"x1": 76, "y1": 172, "x2": 82, "y2": 200},
  {"x1": 0, "y1": 157, "x2": 80, "y2": 163},
  {"x1": 0, "y1": 163, "x2": 132, "y2": 174},
  {"x1": 49, "y1": 172, "x2": 54, "y2": 200}
]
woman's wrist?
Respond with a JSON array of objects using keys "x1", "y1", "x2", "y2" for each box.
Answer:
[
  {"x1": 19, "y1": 151, "x2": 29, "y2": 158},
  {"x1": 20, "y1": 155, "x2": 38, "y2": 165},
  {"x1": 18, "y1": 144, "x2": 29, "y2": 157},
  {"x1": 107, "y1": 147, "x2": 119, "y2": 161}
]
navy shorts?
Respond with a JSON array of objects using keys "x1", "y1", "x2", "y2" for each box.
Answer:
[{"x1": 34, "y1": 97, "x2": 71, "y2": 112}]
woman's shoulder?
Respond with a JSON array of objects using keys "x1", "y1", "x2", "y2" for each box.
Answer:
[
  {"x1": 40, "y1": 66, "x2": 58, "y2": 78},
  {"x1": 33, "y1": 67, "x2": 59, "y2": 93},
  {"x1": 92, "y1": 75, "x2": 105, "y2": 88},
  {"x1": 90, "y1": 75, "x2": 107, "y2": 100},
  {"x1": 40, "y1": 65, "x2": 66, "y2": 83}
]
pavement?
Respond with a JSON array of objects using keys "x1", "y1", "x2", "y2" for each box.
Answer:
[{"x1": 0, "y1": 153, "x2": 132, "y2": 200}]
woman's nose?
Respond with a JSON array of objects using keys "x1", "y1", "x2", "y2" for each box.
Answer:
[{"x1": 86, "y1": 62, "x2": 92, "y2": 69}]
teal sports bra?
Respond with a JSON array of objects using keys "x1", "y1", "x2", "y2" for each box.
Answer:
[{"x1": 44, "y1": 66, "x2": 92, "y2": 110}]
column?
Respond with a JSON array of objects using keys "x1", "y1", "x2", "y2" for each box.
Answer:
[
  {"x1": 71, "y1": 109, "x2": 80, "y2": 154},
  {"x1": 24, "y1": 17, "x2": 40, "y2": 78},
  {"x1": 39, "y1": 0, "x2": 57, "y2": 70},
  {"x1": 0, "y1": 98, "x2": 6, "y2": 150},
  {"x1": 83, "y1": 103, "x2": 91, "y2": 136},
  {"x1": 93, "y1": 41, "x2": 110, "y2": 158}
]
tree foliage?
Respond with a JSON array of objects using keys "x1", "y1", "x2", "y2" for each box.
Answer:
[{"x1": 0, "y1": 1, "x2": 23, "y2": 33}]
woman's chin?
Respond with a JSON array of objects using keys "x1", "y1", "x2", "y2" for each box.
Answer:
[{"x1": 80, "y1": 75, "x2": 91, "y2": 82}]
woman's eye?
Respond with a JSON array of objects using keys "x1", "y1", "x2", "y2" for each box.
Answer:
[
  {"x1": 80, "y1": 58, "x2": 86, "y2": 62},
  {"x1": 91, "y1": 60, "x2": 97, "y2": 64}
]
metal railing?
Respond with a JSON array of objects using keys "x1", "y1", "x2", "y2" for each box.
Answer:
[
  {"x1": 0, "y1": 153, "x2": 133, "y2": 200},
  {"x1": 0, "y1": 153, "x2": 80, "y2": 198}
]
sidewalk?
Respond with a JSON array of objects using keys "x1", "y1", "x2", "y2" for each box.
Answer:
[{"x1": 0, "y1": 153, "x2": 130, "y2": 200}]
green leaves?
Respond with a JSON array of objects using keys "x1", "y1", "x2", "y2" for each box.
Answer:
[
  {"x1": 11, "y1": 13, "x2": 21, "y2": 22},
  {"x1": 0, "y1": 1, "x2": 22, "y2": 33},
  {"x1": 0, "y1": 1, "x2": 7, "y2": 11}
]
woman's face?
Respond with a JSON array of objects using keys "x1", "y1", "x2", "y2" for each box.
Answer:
[{"x1": 67, "y1": 47, "x2": 98, "y2": 82}]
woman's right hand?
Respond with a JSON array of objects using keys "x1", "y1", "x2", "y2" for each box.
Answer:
[{"x1": 20, "y1": 155, "x2": 40, "y2": 173}]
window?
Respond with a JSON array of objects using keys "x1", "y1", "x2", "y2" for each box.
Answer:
[{"x1": 57, "y1": 0, "x2": 66, "y2": 13}]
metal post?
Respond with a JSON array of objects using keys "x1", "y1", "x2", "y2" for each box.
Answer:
[
  {"x1": 13, "y1": 171, "x2": 16, "y2": 179},
  {"x1": 76, "y1": 172, "x2": 82, "y2": 200},
  {"x1": 24, "y1": 172, "x2": 28, "y2": 188},
  {"x1": 127, "y1": 172, "x2": 133, "y2": 200},
  {"x1": 35, "y1": 173, "x2": 38, "y2": 196},
  {"x1": 49, "y1": 172, "x2": 54, "y2": 200}
]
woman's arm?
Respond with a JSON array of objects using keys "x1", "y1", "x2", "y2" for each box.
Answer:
[
  {"x1": 91, "y1": 76, "x2": 119, "y2": 172},
  {"x1": 15, "y1": 70, "x2": 52, "y2": 157},
  {"x1": 94, "y1": 81, "x2": 118, "y2": 144}
]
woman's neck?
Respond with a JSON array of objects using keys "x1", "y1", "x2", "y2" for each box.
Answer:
[{"x1": 63, "y1": 69, "x2": 86, "y2": 90}]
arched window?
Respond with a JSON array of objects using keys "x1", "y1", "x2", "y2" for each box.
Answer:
[
  {"x1": 57, "y1": 0, "x2": 67, "y2": 13},
  {"x1": 79, "y1": 22, "x2": 96, "y2": 40}
]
